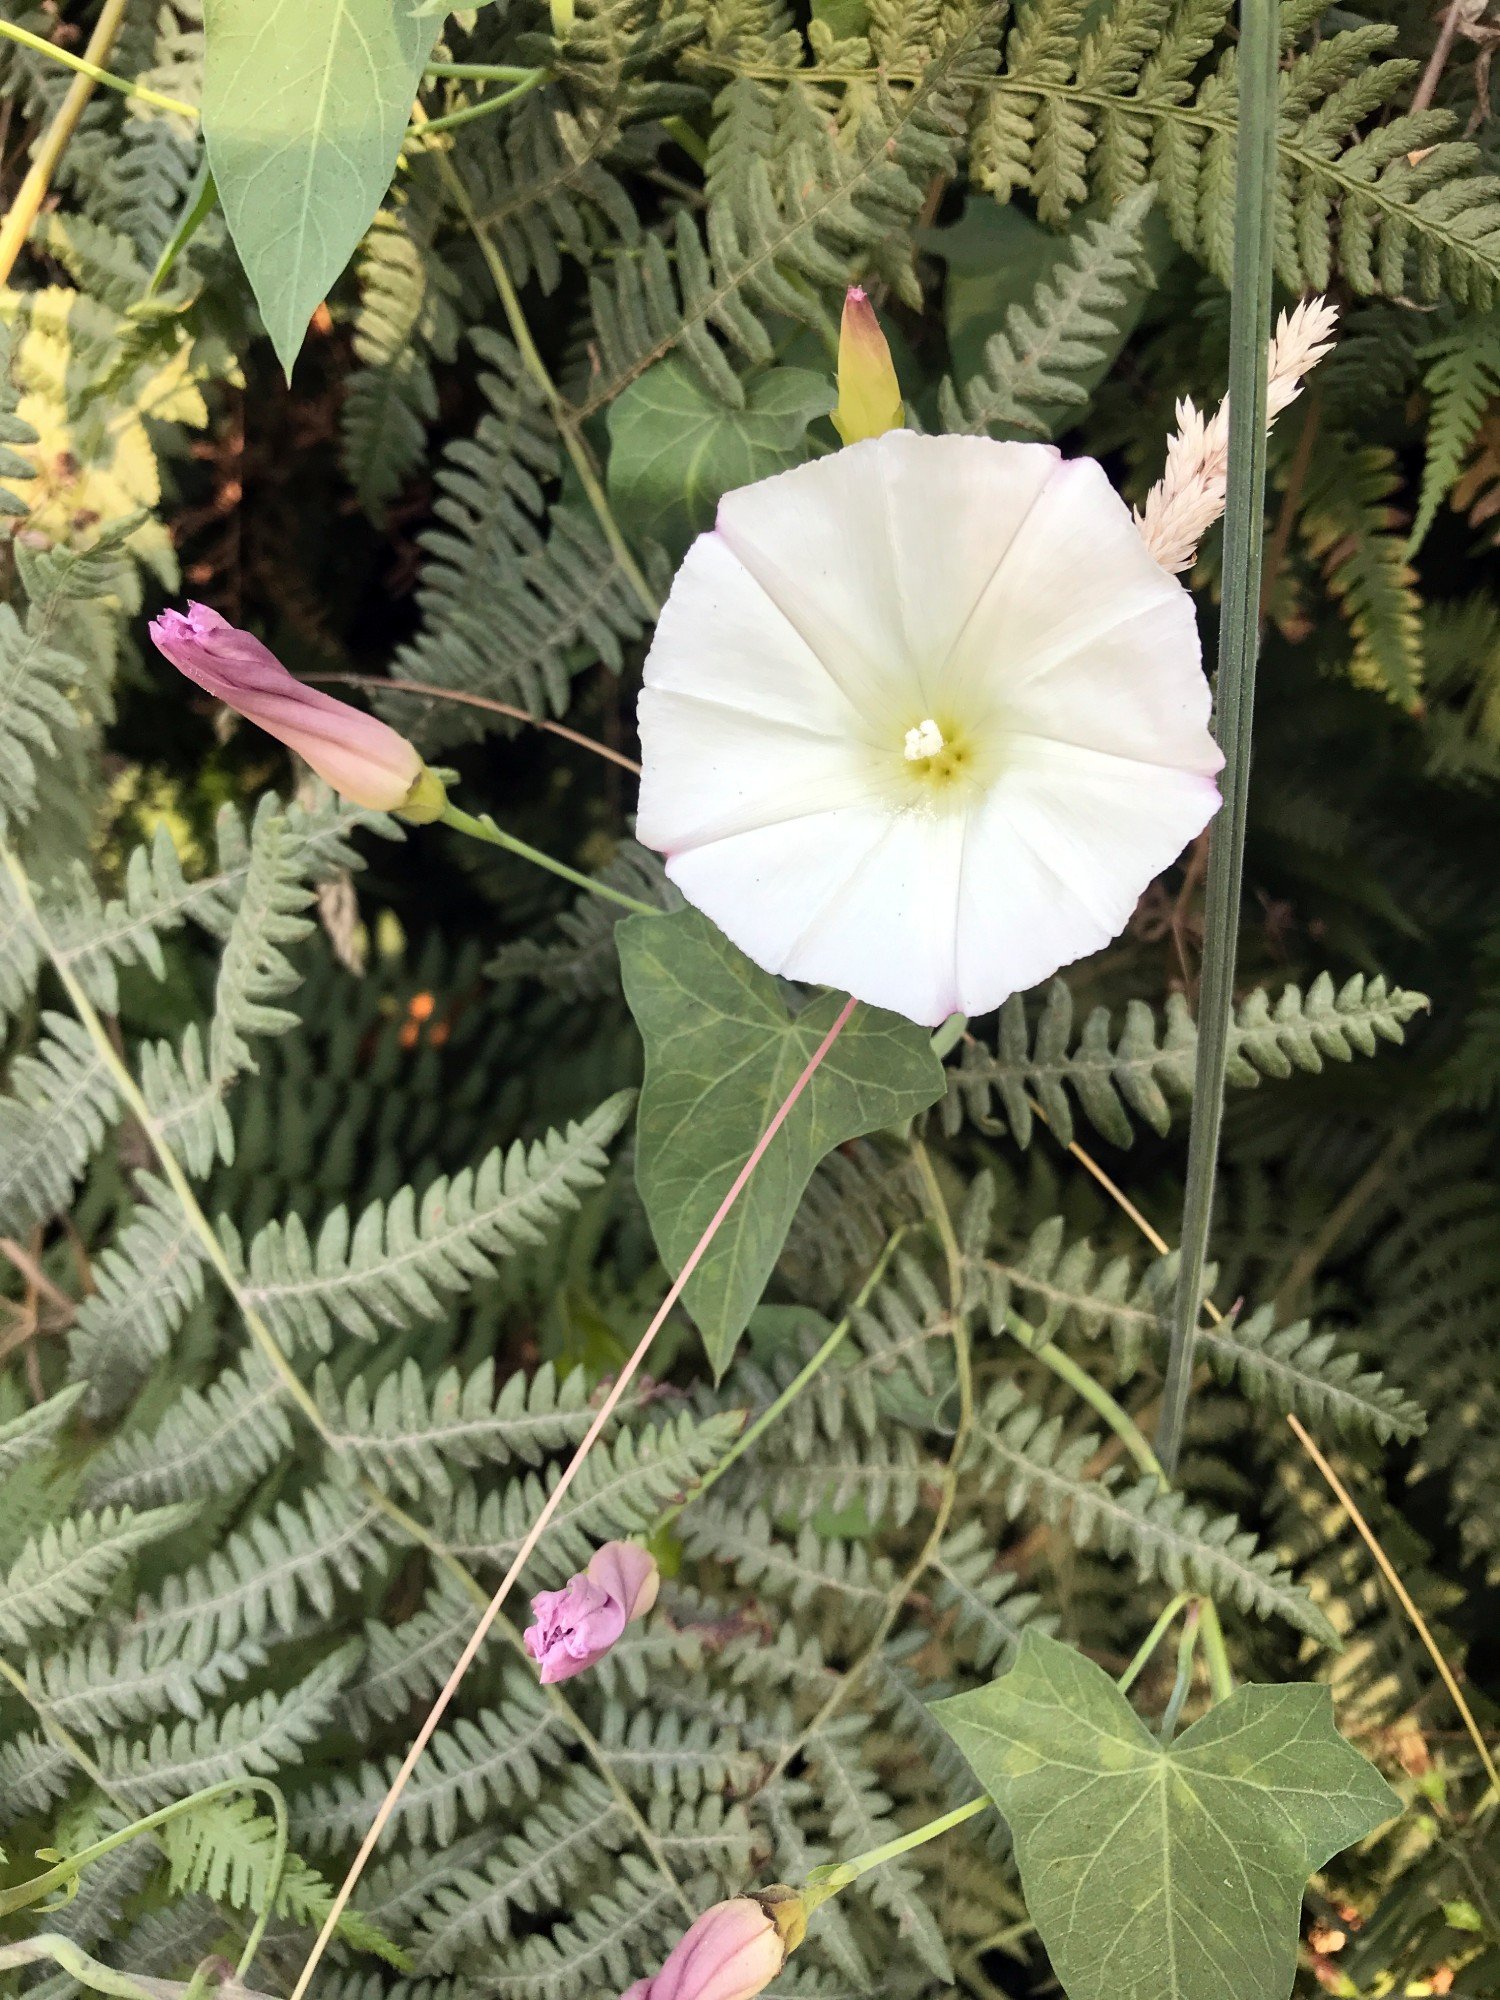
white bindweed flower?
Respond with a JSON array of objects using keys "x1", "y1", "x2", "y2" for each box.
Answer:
[{"x1": 635, "y1": 433, "x2": 1224, "y2": 1026}]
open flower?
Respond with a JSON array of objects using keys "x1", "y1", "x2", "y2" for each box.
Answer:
[
  {"x1": 150, "y1": 603, "x2": 445, "y2": 820},
  {"x1": 635, "y1": 433, "x2": 1222, "y2": 1026},
  {"x1": 523, "y1": 1540, "x2": 660, "y2": 1684},
  {"x1": 619, "y1": 1897, "x2": 787, "y2": 2000}
]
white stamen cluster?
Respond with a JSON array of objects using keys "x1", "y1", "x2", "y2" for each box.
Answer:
[
  {"x1": 904, "y1": 718, "x2": 945, "y2": 761},
  {"x1": 1136, "y1": 297, "x2": 1339, "y2": 575}
]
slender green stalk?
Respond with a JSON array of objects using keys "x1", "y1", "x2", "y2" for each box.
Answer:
[
  {"x1": 655, "y1": 1227, "x2": 910, "y2": 1534},
  {"x1": 424, "y1": 60, "x2": 539, "y2": 79},
  {"x1": 1004, "y1": 1309, "x2": 1168, "y2": 1487},
  {"x1": 1157, "y1": 0, "x2": 1280, "y2": 1478},
  {"x1": 422, "y1": 127, "x2": 661, "y2": 623},
  {"x1": 808, "y1": 1795, "x2": 992, "y2": 1902},
  {"x1": 1116, "y1": 1592, "x2": 1195, "y2": 1695},
  {"x1": 415, "y1": 71, "x2": 546, "y2": 136},
  {"x1": 0, "y1": 18, "x2": 197, "y2": 118},
  {"x1": 1159, "y1": 1601, "x2": 1203, "y2": 1744},
  {"x1": 1198, "y1": 1597, "x2": 1235, "y2": 1703},
  {"x1": 0, "y1": 1937, "x2": 163, "y2": 2000},
  {"x1": 439, "y1": 802, "x2": 655, "y2": 914}
]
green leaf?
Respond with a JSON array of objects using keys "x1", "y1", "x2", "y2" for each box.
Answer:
[
  {"x1": 606, "y1": 361, "x2": 830, "y2": 559},
  {"x1": 202, "y1": 0, "x2": 443, "y2": 375},
  {"x1": 618, "y1": 908, "x2": 943, "y2": 1377},
  {"x1": 933, "y1": 1630, "x2": 1400, "y2": 2000}
]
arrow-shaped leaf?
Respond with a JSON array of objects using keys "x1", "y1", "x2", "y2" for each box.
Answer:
[
  {"x1": 933, "y1": 1629, "x2": 1399, "y2": 2000},
  {"x1": 619, "y1": 907, "x2": 943, "y2": 1376}
]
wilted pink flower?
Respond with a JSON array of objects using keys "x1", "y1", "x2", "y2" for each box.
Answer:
[
  {"x1": 149, "y1": 602, "x2": 444, "y2": 819},
  {"x1": 618, "y1": 1897, "x2": 787, "y2": 2000},
  {"x1": 523, "y1": 1540, "x2": 659, "y2": 1684}
]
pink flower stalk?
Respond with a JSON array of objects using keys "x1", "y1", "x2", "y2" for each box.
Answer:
[
  {"x1": 619, "y1": 1898, "x2": 787, "y2": 2000},
  {"x1": 149, "y1": 602, "x2": 444, "y2": 819},
  {"x1": 523, "y1": 1540, "x2": 660, "y2": 1684}
]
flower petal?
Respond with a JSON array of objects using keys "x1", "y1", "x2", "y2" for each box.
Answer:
[
  {"x1": 636, "y1": 688, "x2": 885, "y2": 853},
  {"x1": 713, "y1": 433, "x2": 1060, "y2": 725},
  {"x1": 953, "y1": 736, "x2": 1221, "y2": 1014},
  {"x1": 667, "y1": 804, "x2": 969, "y2": 1026},
  {"x1": 938, "y1": 455, "x2": 1204, "y2": 730}
]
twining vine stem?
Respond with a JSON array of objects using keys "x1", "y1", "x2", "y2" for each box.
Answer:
[
  {"x1": 1157, "y1": 0, "x2": 1280, "y2": 1478},
  {"x1": 288, "y1": 994, "x2": 863, "y2": 2000},
  {"x1": 440, "y1": 801, "x2": 656, "y2": 914}
]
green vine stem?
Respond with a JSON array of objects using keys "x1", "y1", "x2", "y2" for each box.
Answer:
[
  {"x1": 654, "y1": 1227, "x2": 911, "y2": 1535},
  {"x1": 1116, "y1": 1592, "x2": 1195, "y2": 1694},
  {"x1": 1156, "y1": 0, "x2": 1281, "y2": 1478},
  {"x1": 438, "y1": 802, "x2": 655, "y2": 914},
  {"x1": 1159, "y1": 1600, "x2": 1203, "y2": 1744},
  {"x1": 414, "y1": 69, "x2": 547, "y2": 137},
  {"x1": 0, "y1": 1936, "x2": 171, "y2": 2000},
  {"x1": 0, "y1": 19, "x2": 195, "y2": 117},
  {"x1": 421, "y1": 121, "x2": 662, "y2": 624},
  {"x1": 1001, "y1": 1308, "x2": 1167, "y2": 1486},
  {"x1": 0, "y1": 1776, "x2": 287, "y2": 1981}
]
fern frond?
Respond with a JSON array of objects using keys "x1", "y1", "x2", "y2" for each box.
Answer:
[
  {"x1": 945, "y1": 971, "x2": 1429, "y2": 1147},
  {"x1": 0, "y1": 1016, "x2": 117, "y2": 1239},
  {"x1": 487, "y1": 1853, "x2": 681, "y2": 2000},
  {"x1": 86, "y1": 1352, "x2": 293, "y2": 1509},
  {"x1": 101, "y1": 1645, "x2": 361, "y2": 1811},
  {"x1": 294, "y1": 1674, "x2": 569, "y2": 1852},
  {"x1": 803, "y1": 1725, "x2": 952, "y2": 1979},
  {"x1": 0, "y1": 1732, "x2": 74, "y2": 1826},
  {"x1": 579, "y1": 31, "x2": 992, "y2": 413},
  {"x1": 1194, "y1": 1301, "x2": 1427, "y2": 1445},
  {"x1": 1301, "y1": 432, "x2": 1425, "y2": 706},
  {"x1": 598, "y1": 1705, "x2": 762, "y2": 1803},
  {"x1": 27, "y1": 1625, "x2": 266, "y2": 1735},
  {"x1": 411, "y1": 1777, "x2": 629, "y2": 1969},
  {"x1": 1408, "y1": 311, "x2": 1500, "y2": 554},
  {"x1": 444, "y1": 1407, "x2": 745, "y2": 1585},
  {"x1": 342, "y1": 184, "x2": 461, "y2": 518},
  {"x1": 161, "y1": 1792, "x2": 404, "y2": 1964},
  {"x1": 971, "y1": 3, "x2": 1500, "y2": 304},
  {"x1": 316, "y1": 1357, "x2": 603, "y2": 1498},
  {"x1": 930, "y1": 1518, "x2": 1053, "y2": 1671},
  {"x1": 130, "y1": 1483, "x2": 399, "y2": 1652},
  {"x1": 939, "y1": 187, "x2": 1153, "y2": 437},
  {"x1": 490, "y1": 842, "x2": 676, "y2": 998},
  {"x1": 236, "y1": 1090, "x2": 633, "y2": 1349},
  {"x1": 384, "y1": 332, "x2": 653, "y2": 742},
  {"x1": 0, "y1": 1502, "x2": 192, "y2": 1649},
  {"x1": 67, "y1": 1177, "x2": 209, "y2": 1414},
  {"x1": 0, "y1": 1382, "x2": 84, "y2": 1478},
  {"x1": 969, "y1": 1381, "x2": 1336, "y2": 1641},
  {"x1": 0, "y1": 322, "x2": 36, "y2": 516}
]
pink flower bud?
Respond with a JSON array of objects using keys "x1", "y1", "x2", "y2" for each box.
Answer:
[
  {"x1": 618, "y1": 1898, "x2": 787, "y2": 2000},
  {"x1": 523, "y1": 1540, "x2": 660, "y2": 1685},
  {"x1": 831, "y1": 285, "x2": 904, "y2": 445},
  {"x1": 149, "y1": 603, "x2": 443, "y2": 819}
]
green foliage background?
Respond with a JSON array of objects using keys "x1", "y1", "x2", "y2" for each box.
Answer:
[{"x1": 2, "y1": 0, "x2": 1499, "y2": 1997}]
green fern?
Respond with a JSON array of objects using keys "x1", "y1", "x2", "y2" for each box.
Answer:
[
  {"x1": 939, "y1": 186, "x2": 1154, "y2": 436},
  {"x1": 1408, "y1": 312, "x2": 1500, "y2": 556},
  {"x1": 968, "y1": 1379, "x2": 1337, "y2": 1641},
  {"x1": 0, "y1": 1502, "x2": 193, "y2": 1650},
  {"x1": 1302, "y1": 431, "x2": 1426, "y2": 707},
  {"x1": 945, "y1": 970, "x2": 1429, "y2": 1147}
]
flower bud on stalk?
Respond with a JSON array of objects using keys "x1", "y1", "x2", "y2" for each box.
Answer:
[
  {"x1": 618, "y1": 1890, "x2": 805, "y2": 2000},
  {"x1": 830, "y1": 284, "x2": 904, "y2": 445},
  {"x1": 149, "y1": 603, "x2": 446, "y2": 822}
]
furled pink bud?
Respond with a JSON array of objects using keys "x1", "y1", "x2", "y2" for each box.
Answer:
[
  {"x1": 831, "y1": 284, "x2": 904, "y2": 445},
  {"x1": 523, "y1": 1540, "x2": 660, "y2": 1684},
  {"x1": 617, "y1": 1897, "x2": 789, "y2": 2000},
  {"x1": 149, "y1": 603, "x2": 445, "y2": 820}
]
